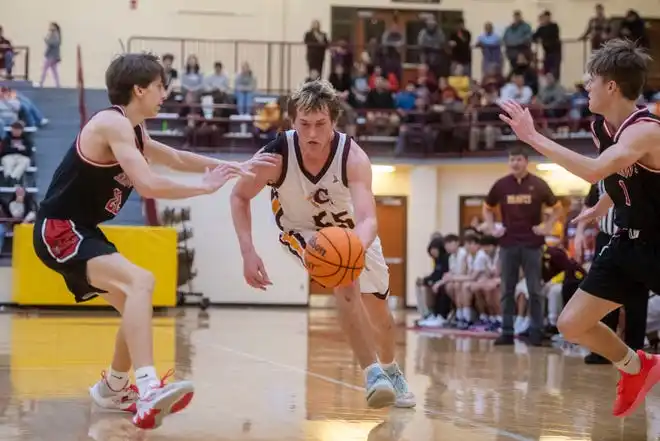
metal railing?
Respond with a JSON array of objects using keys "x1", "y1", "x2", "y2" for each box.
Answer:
[
  {"x1": 4, "y1": 45, "x2": 30, "y2": 81},
  {"x1": 127, "y1": 37, "x2": 590, "y2": 94}
]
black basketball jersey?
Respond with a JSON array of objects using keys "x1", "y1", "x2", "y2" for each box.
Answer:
[
  {"x1": 591, "y1": 107, "x2": 660, "y2": 231},
  {"x1": 37, "y1": 105, "x2": 145, "y2": 226}
]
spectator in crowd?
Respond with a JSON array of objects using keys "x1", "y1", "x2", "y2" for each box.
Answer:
[
  {"x1": 380, "y1": 19, "x2": 405, "y2": 81},
  {"x1": 511, "y1": 52, "x2": 538, "y2": 95},
  {"x1": 369, "y1": 66, "x2": 399, "y2": 92},
  {"x1": 350, "y1": 63, "x2": 370, "y2": 108},
  {"x1": 476, "y1": 22, "x2": 503, "y2": 76},
  {"x1": 469, "y1": 91, "x2": 500, "y2": 151},
  {"x1": 9, "y1": 185, "x2": 37, "y2": 224},
  {"x1": 482, "y1": 64, "x2": 505, "y2": 94},
  {"x1": 0, "y1": 121, "x2": 33, "y2": 185},
  {"x1": 204, "y1": 62, "x2": 231, "y2": 103},
  {"x1": 415, "y1": 63, "x2": 438, "y2": 99},
  {"x1": 395, "y1": 82, "x2": 417, "y2": 112},
  {"x1": 537, "y1": 72, "x2": 568, "y2": 120},
  {"x1": 568, "y1": 82, "x2": 590, "y2": 131},
  {"x1": 431, "y1": 86, "x2": 465, "y2": 152},
  {"x1": 533, "y1": 11, "x2": 562, "y2": 80},
  {"x1": 328, "y1": 64, "x2": 351, "y2": 97},
  {"x1": 0, "y1": 87, "x2": 21, "y2": 127},
  {"x1": 365, "y1": 77, "x2": 398, "y2": 135},
  {"x1": 253, "y1": 101, "x2": 280, "y2": 141},
  {"x1": 618, "y1": 9, "x2": 649, "y2": 48},
  {"x1": 330, "y1": 37, "x2": 353, "y2": 73},
  {"x1": 415, "y1": 232, "x2": 446, "y2": 321},
  {"x1": 16, "y1": 91, "x2": 47, "y2": 128},
  {"x1": 161, "y1": 53, "x2": 180, "y2": 103},
  {"x1": 304, "y1": 20, "x2": 329, "y2": 76},
  {"x1": 503, "y1": 11, "x2": 533, "y2": 68},
  {"x1": 396, "y1": 97, "x2": 433, "y2": 155},
  {"x1": 483, "y1": 147, "x2": 561, "y2": 346},
  {"x1": 448, "y1": 18, "x2": 472, "y2": 76},
  {"x1": 417, "y1": 18, "x2": 447, "y2": 78},
  {"x1": 181, "y1": 55, "x2": 204, "y2": 97},
  {"x1": 39, "y1": 22, "x2": 61, "y2": 87},
  {"x1": 448, "y1": 64, "x2": 470, "y2": 102},
  {"x1": 0, "y1": 27, "x2": 13, "y2": 79},
  {"x1": 575, "y1": 182, "x2": 648, "y2": 364},
  {"x1": 580, "y1": 4, "x2": 611, "y2": 51},
  {"x1": 235, "y1": 62, "x2": 257, "y2": 115},
  {"x1": 500, "y1": 72, "x2": 533, "y2": 105}
]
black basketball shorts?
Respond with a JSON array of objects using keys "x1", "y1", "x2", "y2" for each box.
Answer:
[
  {"x1": 33, "y1": 217, "x2": 118, "y2": 302},
  {"x1": 579, "y1": 231, "x2": 656, "y2": 304}
]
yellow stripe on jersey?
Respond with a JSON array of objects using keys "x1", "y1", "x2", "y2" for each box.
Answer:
[{"x1": 280, "y1": 232, "x2": 305, "y2": 262}]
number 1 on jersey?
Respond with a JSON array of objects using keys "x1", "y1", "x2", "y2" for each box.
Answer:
[{"x1": 618, "y1": 179, "x2": 631, "y2": 206}]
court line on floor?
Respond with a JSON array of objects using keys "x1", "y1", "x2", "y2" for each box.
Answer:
[{"x1": 210, "y1": 342, "x2": 534, "y2": 441}]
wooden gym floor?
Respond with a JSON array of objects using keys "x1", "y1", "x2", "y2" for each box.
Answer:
[{"x1": 1, "y1": 307, "x2": 659, "y2": 441}]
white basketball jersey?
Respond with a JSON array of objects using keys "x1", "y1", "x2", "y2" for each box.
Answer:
[{"x1": 272, "y1": 130, "x2": 355, "y2": 232}]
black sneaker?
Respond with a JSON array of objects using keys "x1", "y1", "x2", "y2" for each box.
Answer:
[
  {"x1": 494, "y1": 334, "x2": 515, "y2": 345},
  {"x1": 584, "y1": 352, "x2": 611, "y2": 364},
  {"x1": 528, "y1": 330, "x2": 544, "y2": 347}
]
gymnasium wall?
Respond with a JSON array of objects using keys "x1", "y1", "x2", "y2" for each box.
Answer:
[
  {"x1": 6, "y1": 0, "x2": 659, "y2": 88},
  {"x1": 154, "y1": 162, "x2": 589, "y2": 307}
]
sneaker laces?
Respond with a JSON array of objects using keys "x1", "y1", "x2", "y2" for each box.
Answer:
[{"x1": 389, "y1": 369, "x2": 409, "y2": 394}]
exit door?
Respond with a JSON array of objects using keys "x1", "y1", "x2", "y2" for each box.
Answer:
[{"x1": 308, "y1": 196, "x2": 407, "y2": 299}]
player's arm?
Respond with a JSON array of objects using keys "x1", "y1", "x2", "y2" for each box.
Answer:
[
  {"x1": 524, "y1": 122, "x2": 660, "y2": 184},
  {"x1": 142, "y1": 131, "x2": 277, "y2": 173},
  {"x1": 345, "y1": 141, "x2": 378, "y2": 249},
  {"x1": 230, "y1": 150, "x2": 282, "y2": 255},
  {"x1": 99, "y1": 112, "x2": 222, "y2": 199}
]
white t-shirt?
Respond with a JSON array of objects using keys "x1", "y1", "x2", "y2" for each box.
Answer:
[
  {"x1": 449, "y1": 247, "x2": 468, "y2": 275},
  {"x1": 470, "y1": 249, "x2": 490, "y2": 276}
]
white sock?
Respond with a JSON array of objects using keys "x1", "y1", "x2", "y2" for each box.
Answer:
[
  {"x1": 105, "y1": 367, "x2": 129, "y2": 392},
  {"x1": 497, "y1": 315, "x2": 502, "y2": 323},
  {"x1": 462, "y1": 307, "x2": 472, "y2": 322},
  {"x1": 489, "y1": 315, "x2": 497, "y2": 322},
  {"x1": 135, "y1": 366, "x2": 159, "y2": 397},
  {"x1": 614, "y1": 348, "x2": 641, "y2": 375},
  {"x1": 480, "y1": 313, "x2": 488, "y2": 321},
  {"x1": 455, "y1": 309, "x2": 464, "y2": 320}
]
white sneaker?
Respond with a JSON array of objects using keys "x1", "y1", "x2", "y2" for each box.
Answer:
[
  {"x1": 89, "y1": 371, "x2": 138, "y2": 413},
  {"x1": 419, "y1": 315, "x2": 445, "y2": 328},
  {"x1": 384, "y1": 364, "x2": 416, "y2": 408},
  {"x1": 132, "y1": 370, "x2": 194, "y2": 430}
]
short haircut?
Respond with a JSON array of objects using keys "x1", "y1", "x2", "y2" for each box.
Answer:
[
  {"x1": 586, "y1": 38, "x2": 651, "y2": 100},
  {"x1": 479, "y1": 235, "x2": 499, "y2": 246},
  {"x1": 444, "y1": 234, "x2": 460, "y2": 243},
  {"x1": 288, "y1": 79, "x2": 342, "y2": 123},
  {"x1": 508, "y1": 145, "x2": 529, "y2": 159},
  {"x1": 106, "y1": 53, "x2": 165, "y2": 106}
]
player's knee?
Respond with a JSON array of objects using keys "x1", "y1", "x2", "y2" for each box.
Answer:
[
  {"x1": 127, "y1": 267, "x2": 155, "y2": 297},
  {"x1": 556, "y1": 310, "x2": 582, "y2": 342}
]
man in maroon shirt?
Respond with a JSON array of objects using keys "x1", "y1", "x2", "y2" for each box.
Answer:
[{"x1": 483, "y1": 146, "x2": 562, "y2": 345}]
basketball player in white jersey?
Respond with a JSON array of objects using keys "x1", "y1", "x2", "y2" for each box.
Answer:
[{"x1": 230, "y1": 80, "x2": 415, "y2": 409}]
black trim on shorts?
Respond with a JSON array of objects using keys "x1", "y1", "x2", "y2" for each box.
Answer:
[{"x1": 366, "y1": 288, "x2": 390, "y2": 300}]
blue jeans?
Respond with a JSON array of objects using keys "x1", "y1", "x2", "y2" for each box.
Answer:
[
  {"x1": 2, "y1": 51, "x2": 13, "y2": 76},
  {"x1": 235, "y1": 91, "x2": 254, "y2": 115},
  {"x1": 17, "y1": 95, "x2": 44, "y2": 127}
]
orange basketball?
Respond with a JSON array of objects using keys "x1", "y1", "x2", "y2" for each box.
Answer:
[{"x1": 304, "y1": 226, "x2": 365, "y2": 288}]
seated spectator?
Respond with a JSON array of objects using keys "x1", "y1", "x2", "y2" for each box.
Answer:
[
  {"x1": 235, "y1": 62, "x2": 257, "y2": 115},
  {"x1": 16, "y1": 92, "x2": 47, "y2": 128},
  {"x1": 0, "y1": 121, "x2": 33, "y2": 185},
  {"x1": 351, "y1": 63, "x2": 370, "y2": 108},
  {"x1": 447, "y1": 64, "x2": 470, "y2": 102},
  {"x1": 368, "y1": 66, "x2": 399, "y2": 92},
  {"x1": 500, "y1": 72, "x2": 533, "y2": 104},
  {"x1": 469, "y1": 91, "x2": 500, "y2": 151},
  {"x1": 204, "y1": 61, "x2": 231, "y2": 103},
  {"x1": 8, "y1": 186, "x2": 37, "y2": 224},
  {"x1": 396, "y1": 97, "x2": 435, "y2": 155},
  {"x1": 254, "y1": 102, "x2": 280, "y2": 141},
  {"x1": 181, "y1": 55, "x2": 204, "y2": 97},
  {"x1": 395, "y1": 82, "x2": 417, "y2": 112},
  {"x1": 415, "y1": 63, "x2": 437, "y2": 95},
  {"x1": 179, "y1": 92, "x2": 219, "y2": 148},
  {"x1": 510, "y1": 52, "x2": 538, "y2": 95},
  {"x1": 414, "y1": 232, "x2": 446, "y2": 322},
  {"x1": 481, "y1": 63, "x2": 505, "y2": 95},
  {"x1": 469, "y1": 235, "x2": 502, "y2": 331},
  {"x1": 365, "y1": 77, "x2": 399, "y2": 135},
  {"x1": 568, "y1": 82, "x2": 590, "y2": 131},
  {"x1": 328, "y1": 64, "x2": 351, "y2": 98},
  {"x1": 430, "y1": 86, "x2": 465, "y2": 151},
  {"x1": 336, "y1": 92, "x2": 357, "y2": 138},
  {"x1": 0, "y1": 87, "x2": 20, "y2": 126},
  {"x1": 0, "y1": 27, "x2": 14, "y2": 79},
  {"x1": 161, "y1": 54, "x2": 181, "y2": 105},
  {"x1": 537, "y1": 72, "x2": 568, "y2": 120}
]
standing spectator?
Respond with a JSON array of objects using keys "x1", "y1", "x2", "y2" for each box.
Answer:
[
  {"x1": 580, "y1": 4, "x2": 611, "y2": 51},
  {"x1": 417, "y1": 18, "x2": 447, "y2": 79},
  {"x1": 483, "y1": 147, "x2": 562, "y2": 345},
  {"x1": 234, "y1": 62, "x2": 257, "y2": 115},
  {"x1": 0, "y1": 27, "x2": 13, "y2": 79},
  {"x1": 0, "y1": 121, "x2": 33, "y2": 185},
  {"x1": 304, "y1": 20, "x2": 328, "y2": 76},
  {"x1": 476, "y1": 22, "x2": 503, "y2": 76},
  {"x1": 330, "y1": 38, "x2": 353, "y2": 73},
  {"x1": 181, "y1": 55, "x2": 204, "y2": 97},
  {"x1": 533, "y1": 11, "x2": 562, "y2": 80},
  {"x1": 618, "y1": 10, "x2": 649, "y2": 49},
  {"x1": 39, "y1": 22, "x2": 61, "y2": 87},
  {"x1": 8, "y1": 186, "x2": 37, "y2": 224},
  {"x1": 448, "y1": 19, "x2": 472, "y2": 76},
  {"x1": 503, "y1": 11, "x2": 533, "y2": 68},
  {"x1": 575, "y1": 182, "x2": 648, "y2": 364},
  {"x1": 381, "y1": 20, "x2": 405, "y2": 81}
]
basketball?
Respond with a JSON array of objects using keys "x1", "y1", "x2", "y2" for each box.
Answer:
[{"x1": 304, "y1": 226, "x2": 365, "y2": 288}]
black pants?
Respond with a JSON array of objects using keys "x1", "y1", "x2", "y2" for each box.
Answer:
[
  {"x1": 433, "y1": 285, "x2": 454, "y2": 318},
  {"x1": 594, "y1": 231, "x2": 648, "y2": 350}
]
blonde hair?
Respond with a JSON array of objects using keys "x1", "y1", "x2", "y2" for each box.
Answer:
[{"x1": 287, "y1": 79, "x2": 342, "y2": 122}]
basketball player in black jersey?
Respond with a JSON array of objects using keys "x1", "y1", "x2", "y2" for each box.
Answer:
[
  {"x1": 498, "y1": 38, "x2": 660, "y2": 417},
  {"x1": 32, "y1": 53, "x2": 276, "y2": 430}
]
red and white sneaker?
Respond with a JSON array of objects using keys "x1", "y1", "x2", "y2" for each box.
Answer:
[
  {"x1": 89, "y1": 371, "x2": 139, "y2": 413},
  {"x1": 132, "y1": 370, "x2": 194, "y2": 430},
  {"x1": 613, "y1": 350, "x2": 660, "y2": 417}
]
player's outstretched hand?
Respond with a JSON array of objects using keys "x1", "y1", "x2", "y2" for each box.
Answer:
[
  {"x1": 238, "y1": 152, "x2": 279, "y2": 178},
  {"x1": 201, "y1": 163, "x2": 243, "y2": 193},
  {"x1": 571, "y1": 205, "x2": 602, "y2": 225},
  {"x1": 242, "y1": 250, "x2": 272, "y2": 290},
  {"x1": 498, "y1": 99, "x2": 537, "y2": 144}
]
